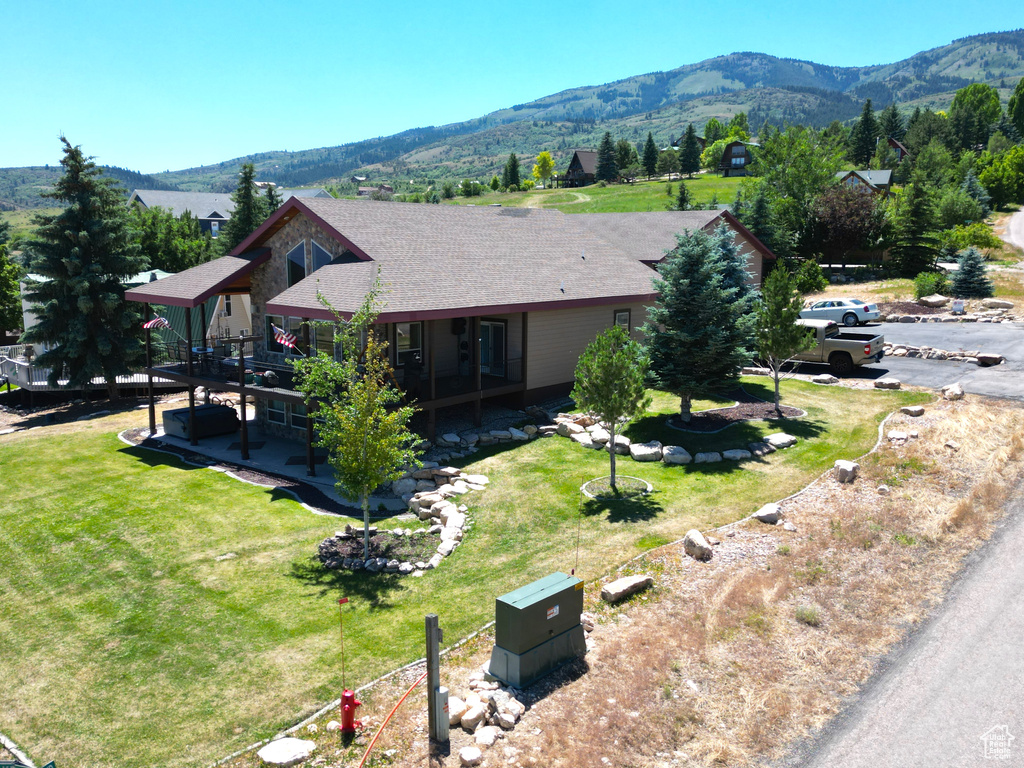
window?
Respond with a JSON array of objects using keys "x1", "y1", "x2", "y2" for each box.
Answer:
[
  {"x1": 210, "y1": 220, "x2": 220, "y2": 238},
  {"x1": 267, "y1": 400, "x2": 286, "y2": 424},
  {"x1": 312, "y1": 241, "x2": 332, "y2": 272},
  {"x1": 287, "y1": 242, "x2": 305, "y2": 287},
  {"x1": 395, "y1": 322, "x2": 423, "y2": 367},
  {"x1": 614, "y1": 309, "x2": 631, "y2": 331},
  {"x1": 224, "y1": 295, "x2": 232, "y2": 317},
  {"x1": 266, "y1": 314, "x2": 285, "y2": 353},
  {"x1": 291, "y1": 403, "x2": 308, "y2": 430},
  {"x1": 267, "y1": 315, "x2": 307, "y2": 356}
]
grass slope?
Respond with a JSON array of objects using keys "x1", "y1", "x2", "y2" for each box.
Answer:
[{"x1": 0, "y1": 379, "x2": 928, "y2": 767}]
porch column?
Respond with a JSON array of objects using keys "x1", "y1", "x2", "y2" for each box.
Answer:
[
  {"x1": 238, "y1": 337, "x2": 249, "y2": 461},
  {"x1": 428, "y1": 320, "x2": 436, "y2": 401},
  {"x1": 472, "y1": 316, "x2": 482, "y2": 428},
  {"x1": 199, "y1": 301, "x2": 210, "y2": 404},
  {"x1": 186, "y1": 306, "x2": 197, "y2": 446},
  {"x1": 306, "y1": 413, "x2": 316, "y2": 477},
  {"x1": 145, "y1": 303, "x2": 156, "y2": 435},
  {"x1": 427, "y1": 408, "x2": 436, "y2": 443},
  {"x1": 521, "y1": 311, "x2": 529, "y2": 407}
]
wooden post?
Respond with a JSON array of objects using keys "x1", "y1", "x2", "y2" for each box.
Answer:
[
  {"x1": 238, "y1": 336, "x2": 249, "y2": 460},
  {"x1": 521, "y1": 311, "x2": 529, "y2": 406},
  {"x1": 186, "y1": 306, "x2": 197, "y2": 446},
  {"x1": 473, "y1": 317, "x2": 482, "y2": 427},
  {"x1": 427, "y1": 320, "x2": 436, "y2": 401},
  {"x1": 427, "y1": 408, "x2": 436, "y2": 443},
  {"x1": 306, "y1": 406, "x2": 316, "y2": 477},
  {"x1": 146, "y1": 303, "x2": 156, "y2": 435}
]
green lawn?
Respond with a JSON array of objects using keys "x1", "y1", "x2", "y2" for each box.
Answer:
[
  {"x1": 446, "y1": 175, "x2": 742, "y2": 214},
  {"x1": 0, "y1": 378, "x2": 927, "y2": 767}
]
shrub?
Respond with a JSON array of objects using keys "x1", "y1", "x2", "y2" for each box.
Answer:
[
  {"x1": 793, "y1": 259, "x2": 828, "y2": 294},
  {"x1": 938, "y1": 222, "x2": 1003, "y2": 252},
  {"x1": 795, "y1": 605, "x2": 822, "y2": 627},
  {"x1": 913, "y1": 272, "x2": 951, "y2": 299},
  {"x1": 522, "y1": 179, "x2": 535, "y2": 191},
  {"x1": 441, "y1": 181, "x2": 456, "y2": 199}
]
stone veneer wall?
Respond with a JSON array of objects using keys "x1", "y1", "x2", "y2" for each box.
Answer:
[{"x1": 250, "y1": 213, "x2": 352, "y2": 439}]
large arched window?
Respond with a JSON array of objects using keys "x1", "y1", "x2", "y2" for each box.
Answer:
[{"x1": 287, "y1": 242, "x2": 305, "y2": 287}]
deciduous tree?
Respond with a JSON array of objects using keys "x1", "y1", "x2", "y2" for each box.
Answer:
[
  {"x1": 532, "y1": 151, "x2": 555, "y2": 188},
  {"x1": 755, "y1": 266, "x2": 812, "y2": 414},
  {"x1": 1009, "y1": 77, "x2": 1024, "y2": 139},
  {"x1": 703, "y1": 117, "x2": 725, "y2": 145},
  {"x1": 656, "y1": 149, "x2": 680, "y2": 180},
  {"x1": 0, "y1": 242, "x2": 21, "y2": 332},
  {"x1": 571, "y1": 325, "x2": 651, "y2": 491},
  {"x1": 22, "y1": 137, "x2": 148, "y2": 400}
]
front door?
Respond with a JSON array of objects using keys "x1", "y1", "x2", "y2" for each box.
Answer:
[{"x1": 479, "y1": 321, "x2": 506, "y2": 377}]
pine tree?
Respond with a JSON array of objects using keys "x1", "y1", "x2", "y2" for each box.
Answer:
[
  {"x1": 952, "y1": 246, "x2": 994, "y2": 299},
  {"x1": 878, "y1": 103, "x2": 905, "y2": 141},
  {"x1": 0, "y1": 242, "x2": 21, "y2": 332},
  {"x1": 675, "y1": 182, "x2": 691, "y2": 211},
  {"x1": 679, "y1": 123, "x2": 702, "y2": 178},
  {"x1": 1010, "y1": 77, "x2": 1024, "y2": 139},
  {"x1": 849, "y1": 99, "x2": 880, "y2": 166},
  {"x1": 740, "y1": 183, "x2": 781, "y2": 256},
  {"x1": 501, "y1": 153, "x2": 521, "y2": 189},
  {"x1": 265, "y1": 184, "x2": 283, "y2": 213},
  {"x1": 961, "y1": 171, "x2": 992, "y2": 217},
  {"x1": 570, "y1": 326, "x2": 651, "y2": 491},
  {"x1": 642, "y1": 229, "x2": 755, "y2": 422},
  {"x1": 890, "y1": 174, "x2": 938, "y2": 278},
  {"x1": 755, "y1": 266, "x2": 813, "y2": 414},
  {"x1": 220, "y1": 163, "x2": 269, "y2": 253},
  {"x1": 21, "y1": 138, "x2": 148, "y2": 400},
  {"x1": 642, "y1": 132, "x2": 659, "y2": 179},
  {"x1": 596, "y1": 132, "x2": 618, "y2": 182}
]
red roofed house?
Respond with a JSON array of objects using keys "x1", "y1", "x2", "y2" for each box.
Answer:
[{"x1": 125, "y1": 198, "x2": 773, "y2": 474}]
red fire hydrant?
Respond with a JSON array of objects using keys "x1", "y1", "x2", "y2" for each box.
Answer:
[{"x1": 341, "y1": 689, "x2": 362, "y2": 734}]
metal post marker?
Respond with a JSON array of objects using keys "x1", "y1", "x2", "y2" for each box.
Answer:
[
  {"x1": 338, "y1": 597, "x2": 349, "y2": 689},
  {"x1": 426, "y1": 614, "x2": 448, "y2": 743}
]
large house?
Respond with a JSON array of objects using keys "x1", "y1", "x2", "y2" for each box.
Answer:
[
  {"x1": 560, "y1": 150, "x2": 598, "y2": 187},
  {"x1": 718, "y1": 141, "x2": 758, "y2": 177},
  {"x1": 125, "y1": 198, "x2": 774, "y2": 474},
  {"x1": 835, "y1": 169, "x2": 893, "y2": 197}
]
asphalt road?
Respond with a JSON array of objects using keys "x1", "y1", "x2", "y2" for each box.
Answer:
[
  {"x1": 1001, "y1": 208, "x2": 1024, "y2": 252},
  {"x1": 781, "y1": 488, "x2": 1024, "y2": 768},
  {"x1": 795, "y1": 321, "x2": 1024, "y2": 400}
]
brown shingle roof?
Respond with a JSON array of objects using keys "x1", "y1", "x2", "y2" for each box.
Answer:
[
  {"x1": 261, "y1": 199, "x2": 659, "y2": 322},
  {"x1": 578, "y1": 211, "x2": 725, "y2": 263},
  {"x1": 125, "y1": 249, "x2": 270, "y2": 308}
]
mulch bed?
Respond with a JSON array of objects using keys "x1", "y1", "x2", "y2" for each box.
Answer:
[
  {"x1": 879, "y1": 301, "x2": 946, "y2": 316},
  {"x1": 318, "y1": 531, "x2": 439, "y2": 565},
  {"x1": 667, "y1": 388, "x2": 803, "y2": 433},
  {"x1": 582, "y1": 475, "x2": 651, "y2": 500},
  {"x1": 120, "y1": 427, "x2": 362, "y2": 517}
]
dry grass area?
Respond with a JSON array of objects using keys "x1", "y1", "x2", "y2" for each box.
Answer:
[{"x1": 298, "y1": 396, "x2": 1024, "y2": 768}]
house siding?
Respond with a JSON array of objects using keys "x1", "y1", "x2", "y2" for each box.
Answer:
[{"x1": 526, "y1": 302, "x2": 647, "y2": 392}]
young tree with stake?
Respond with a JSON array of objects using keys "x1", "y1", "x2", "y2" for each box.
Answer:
[
  {"x1": 755, "y1": 267, "x2": 813, "y2": 414},
  {"x1": 571, "y1": 325, "x2": 651, "y2": 492}
]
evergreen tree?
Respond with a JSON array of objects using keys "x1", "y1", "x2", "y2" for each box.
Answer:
[
  {"x1": 570, "y1": 325, "x2": 651, "y2": 491},
  {"x1": 1010, "y1": 77, "x2": 1024, "y2": 140},
  {"x1": 890, "y1": 174, "x2": 938, "y2": 277},
  {"x1": 952, "y1": 246, "x2": 994, "y2": 299},
  {"x1": 739, "y1": 183, "x2": 782, "y2": 256},
  {"x1": 596, "y1": 132, "x2": 618, "y2": 182},
  {"x1": 21, "y1": 138, "x2": 148, "y2": 400},
  {"x1": 961, "y1": 171, "x2": 992, "y2": 217},
  {"x1": 878, "y1": 103, "x2": 905, "y2": 141},
  {"x1": 0, "y1": 242, "x2": 21, "y2": 332},
  {"x1": 849, "y1": 99, "x2": 880, "y2": 166},
  {"x1": 615, "y1": 139, "x2": 634, "y2": 172},
  {"x1": 642, "y1": 132, "x2": 659, "y2": 179},
  {"x1": 642, "y1": 229, "x2": 755, "y2": 422},
  {"x1": 674, "y1": 182, "x2": 691, "y2": 211},
  {"x1": 679, "y1": 123, "x2": 702, "y2": 177},
  {"x1": 501, "y1": 153, "x2": 521, "y2": 189},
  {"x1": 220, "y1": 163, "x2": 269, "y2": 253},
  {"x1": 265, "y1": 184, "x2": 283, "y2": 213},
  {"x1": 755, "y1": 266, "x2": 813, "y2": 414},
  {"x1": 489, "y1": 175, "x2": 501, "y2": 191}
]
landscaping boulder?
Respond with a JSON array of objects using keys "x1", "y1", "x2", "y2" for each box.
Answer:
[
  {"x1": 942, "y1": 382, "x2": 965, "y2": 401},
  {"x1": 509, "y1": 427, "x2": 529, "y2": 441},
  {"x1": 630, "y1": 440, "x2": 663, "y2": 462},
  {"x1": 475, "y1": 725, "x2": 502, "y2": 747},
  {"x1": 460, "y1": 747, "x2": 484, "y2": 767},
  {"x1": 694, "y1": 451, "x2": 722, "y2": 463},
  {"x1": 257, "y1": 738, "x2": 316, "y2": 767},
  {"x1": 888, "y1": 430, "x2": 908, "y2": 442},
  {"x1": 982, "y1": 299, "x2": 1014, "y2": 309},
  {"x1": 763, "y1": 433, "x2": 797, "y2": 449},
  {"x1": 556, "y1": 421, "x2": 584, "y2": 437},
  {"x1": 919, "y1": 294, "x2": 949, "y2": 308},
  {"x1": 748, "y1": 442, "x2": 774, "y2": 457},
  {"x1": 834, "y1": 460, "x2": 859, "y2": 483},
  {"x1": 449, "y1": 696, "x2": 469, "y2": 725},
  {"x1": 723, "y1": 448, "x2": 752, "y2": 461},
  {"x1": 605, "y1": 435, "x2": 631, "y2": 455},
  {"x1": 874, "y1": 378, "x2": 901, "y2": 390},
  {"x1": 571, "y1": 432, "x2": 599, "y2": 449},
  {"x1": 589, "y1": 428, "x2": 611, "y2": 444},
  {"x1": 683, "y1": 529, "x2": 713, "y2": 561},
  {"x1": 392, "y1": 477, "x2": 417, "y2": 496},
  {"x1": 601, "y1": 574, "x2": 653, "y2": 603},
  {"x1": 901, "y1": 406, "x2": 925, "y2": 417},
  {"x1": 977, "y1": 353, "x2": 1004, "y2": 367},
  {"x1": 812, "y1": 374, "x2": 839, "y2": 385},
  {"x1": 752, "y1": 503, "x2": 782, "y2": 524},
  {"x1": 662, "y1": 445, "x2": 692, "y2": 465},
  {"x1": 461, "y1": 704, "x2": 488, "y2": 731}
]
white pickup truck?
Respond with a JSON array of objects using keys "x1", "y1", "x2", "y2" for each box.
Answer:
[{"x1": 793, "y1": 319, "x2": 885, "y2": 376}]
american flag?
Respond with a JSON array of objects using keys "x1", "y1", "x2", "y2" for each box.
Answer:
[
  {"x1": 272, "y1": 323, "x2": 298, "y2": 349},
  {"x1": 143, "y1": 316, "x2": 171, "y2": 330}
]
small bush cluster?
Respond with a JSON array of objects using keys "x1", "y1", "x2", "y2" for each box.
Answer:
[
  {"x1": 794, "y1": 605, "x2": 821, "y2": 627},
  {"x1": 913, "y1": 271, "x2": 951, "y2": 299},
  {"x1": 793, "y1": 259, "x2": 828, "y2": 294}
]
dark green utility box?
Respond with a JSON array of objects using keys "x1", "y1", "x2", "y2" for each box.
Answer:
[{"x1": 488, "y1": 572, "x2": 586, "y2": 688}]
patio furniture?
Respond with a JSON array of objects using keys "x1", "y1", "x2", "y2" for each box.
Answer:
[{"x1": 162, "y1": 403, "x2": 239, "y2": 440}]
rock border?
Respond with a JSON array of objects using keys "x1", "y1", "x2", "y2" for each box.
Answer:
[{"x1": 884, "y1": 343, "x2": 1005, "y2": 366}]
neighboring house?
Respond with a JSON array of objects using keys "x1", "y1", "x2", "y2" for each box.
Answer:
[
  {"x1": 125, "y1": 198, "x2": 775, "y2": 474},
  {"x1": 350, "y1": 175, "x2": 368, "y2": 183},
  {"x1": 718, "y1": 141, "x2": 758, "y2": 177},
  {"x1": 835, "y1": 169, "x2": 893, "y2": 197},
  {"x1": 670, "y1": 135, "x2": 707, "y2": 150},
  {"x1": 561, "y1": 150, "x2": 597, "y2": 187},
  {"x1": 356, "y1": 184, "x2": 394, "y2": 197},
  {"x1": 887, "y1": 137, "x2": 910, "y2": 162}
]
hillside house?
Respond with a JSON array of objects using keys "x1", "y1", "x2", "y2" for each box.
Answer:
[
  {"x1": 835, "y1": 169, "x2": 893, "y2": 197},
  {"x1": 670, "y1": 135, "x2": 707, "y2": 150},
  {"x1": 560, "y1": 150, "x2": 598, "y2": 187},
  {"x1": 718, "y1": 141, "x2": 758, "y2": 177},
  {"x1": 125, "y1": 199, "x2": 774, "y2": 474},
  {"x1": 887, "y1": 137, "x2": 910, "y2": 162}
]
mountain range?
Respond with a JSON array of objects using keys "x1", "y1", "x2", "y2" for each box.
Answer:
[{"x1": 3, "y1": 29, "x2": 1023, "y2": 209}]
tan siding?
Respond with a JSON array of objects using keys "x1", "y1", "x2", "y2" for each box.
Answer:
[{"x1": 527, "y1": 302, "x2": 648, "y2": 391}]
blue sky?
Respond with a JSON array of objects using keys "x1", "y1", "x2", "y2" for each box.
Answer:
[{"x1": 3, "y1": 1, "x2": 1021, "y2": 173}]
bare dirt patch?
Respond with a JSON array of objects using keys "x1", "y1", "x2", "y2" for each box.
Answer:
[
  {"x1": 877, "y1": 301, "x2": 945, "y2": 316},
  {"x1": 249, "y1": 395, "x2": 1024, "y2": 768}
]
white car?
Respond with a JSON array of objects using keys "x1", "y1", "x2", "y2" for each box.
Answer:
[{"x1": 799, "y1": 298, "x2": 881, "y2": 327}]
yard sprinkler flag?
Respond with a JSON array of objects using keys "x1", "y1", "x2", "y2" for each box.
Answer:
[
  {"x1": 143, "y1": 316, "x2": 171, "y2": 330},
  {"x1": 271, "y1": 323, "x2": 299, "y2": 349}
]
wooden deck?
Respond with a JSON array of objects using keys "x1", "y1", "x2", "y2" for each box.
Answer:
[{"x1": 0, "y1": 356, "x2": 180, "y2": 393}]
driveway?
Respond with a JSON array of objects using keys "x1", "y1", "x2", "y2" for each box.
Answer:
[
  {"x1": 781, "y1": 488, "x2": 1024, "y2": 768},
  {"x1": 794, "y1": 321, "x2": 1024, "y2": 400},
  {"x1": 1000, "y1": 208, "x2": 1024, "y2": 252}
]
